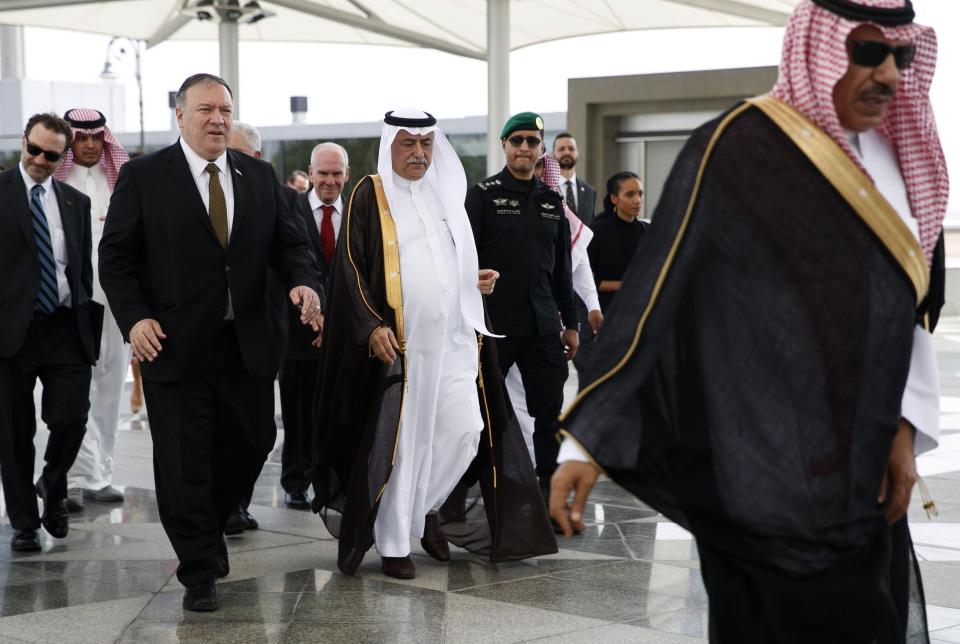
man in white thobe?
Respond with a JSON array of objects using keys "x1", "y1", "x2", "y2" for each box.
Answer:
[
  {"x1": 311, "y1": 109, "x2": 513, "y2": 579},
  {"x1": 369, "y1": 109, "x2": 498, "y2": 578},
  {"x1": 55, "y1": 108, "x2": 131, "y2": 511}
]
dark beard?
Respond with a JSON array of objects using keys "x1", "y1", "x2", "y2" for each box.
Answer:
[{"x1": 557, "y1": 156, "x2": 576, "y2": 170}]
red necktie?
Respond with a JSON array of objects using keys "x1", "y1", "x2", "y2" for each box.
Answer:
[{"x1": 320, "y1": 204, "x2": 336, "y2": 264}]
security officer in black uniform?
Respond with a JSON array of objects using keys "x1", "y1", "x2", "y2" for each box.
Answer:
[{"x1": 465, "y1": 111, "x2": 579, "y2": 504}]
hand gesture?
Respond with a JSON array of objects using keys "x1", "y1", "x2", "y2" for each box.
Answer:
[
  {"x1": 129, "y1": 319, "x2": 166, "y2": 363},
  {"x1": 290, "y1": 286, "x2": 322, "y2": 330},
  {"x1": 310, "y1": 314, "x2": 324, "y2": 348},
  {"x1": 477, "y1": 269, "x2": 499, "y2": 295},
  {"x1": 587, "y1": 309, "x2": 603, "y2": 335},
  {"x1": 562, "y1": 328, "x2": 580, "y2": 360},
  {"x1": 879, "y1": 419, "x2": 918, "y2": 525},
  {"x1": 370, "y1": 326, "x2": 400, "y2": 365},
  {"x1": 550, "y1": 461, "x2": 600, "y2": 537}
]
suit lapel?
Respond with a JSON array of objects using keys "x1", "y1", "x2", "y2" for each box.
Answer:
[
  {"x1": 53, "y1": 180, "x2": 81, "y2": 293},
  {"x1": 4, "y1": 168, "x2": 35, "y2": 250},
  {"x1": 299, "y1": 192, "x2": 323, "y2": 257},
  {"x1": 166, "y1": 142, "x2": 219, "y2": 244},
  {"x1": 227, "y1": 150, "x2": 247, "y2": 245}
]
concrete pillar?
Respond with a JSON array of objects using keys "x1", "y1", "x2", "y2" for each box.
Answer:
[
  {"x1": 219, "y1": 20, "x2": 240, "y2": 117},
  {"x1": 1, "y1": 24, "x2": 25, "y2": 80},
  {"x1": 485, "y1": 0, "x2": 509, "y2": 177}
]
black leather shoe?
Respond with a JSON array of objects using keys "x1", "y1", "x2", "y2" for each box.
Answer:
[
  {"x1": 224, "y1": 508, "x2": 246, "y2": 536},
  {"x1": 285, "y1": 491, "x2": 311, "y2": 510},
  {"x1": 83, "y1": 485, "x2": 124, "y2": 503},
  {"x1": 216, "y1": 539, "x2": 230, "y2": 578},
  {"x1": 10, "y1": 529, "x2": 40, "y2": 552},
  {"x1": 35, "y1": 479, "x2": 69, "y2": 539},
  {"x1": 381, "y1": 556, "x2": 416, "y2": 579},
  {"x1": 420, "y1": 513, "x2": 450, "y2": 562},
  {"x1": 182, "y1": 580, "x2": 219, "y2": 612},
  {"x1": 243, "y1": 508, "x2": 259, "y2": 530}
]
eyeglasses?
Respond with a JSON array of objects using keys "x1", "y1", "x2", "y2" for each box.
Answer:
[
  {"x1": 850, "y1": 40, "x2": 915, "y2": 70},
  {"x1": 506, "y1": 135, "x2": 542, "y2": 148},
  {"x1": 25, "y1": 141, "x2": 65, "y2": 163}
]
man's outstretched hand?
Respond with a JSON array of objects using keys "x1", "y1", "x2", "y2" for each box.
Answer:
[
  {"x1": 879, "y1": 418, "x2": 918, "y2": 526},
  {"x1": 550, "y1": 460, "x2": 600, "y2": 537}
]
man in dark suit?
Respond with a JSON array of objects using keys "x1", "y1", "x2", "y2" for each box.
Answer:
[
  {"x1": 553, "y1": 132, "x2": 599, "y2": 379},
  {"x1": 221, "y1": 120, "x2": 302, "y2": 535},
  {"x1": 552, "y1": 133, "x2": 597, "y2": 226},
  {"x1": 0, "y1": 113, "x2": 98, "y2": 552},
  {"x1": 99, "y1": 73, "x2": 322, "y2": 613},
  {"x1": 279, "y1": 142, "x2": 347, "y2": 509}
]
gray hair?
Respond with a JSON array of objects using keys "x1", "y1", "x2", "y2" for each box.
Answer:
[
  {"x1": 310, "y1": 142, "x2": 349, "y2": 168},
  {"x1": 232, "y1": 121, "x2": 261, "y2": 153}
]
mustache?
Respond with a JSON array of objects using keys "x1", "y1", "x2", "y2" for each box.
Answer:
[
  {"x1": 860, "y1": 83, "x2": 895, "y2": 99},
  {"x1": 406, "y1": 157, "x2": 428, "y2": 165}
]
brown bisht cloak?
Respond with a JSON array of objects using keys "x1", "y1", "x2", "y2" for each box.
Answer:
[
  {"x1": 560, "y1": 96, "x2": 943, "y2": 643},
  {"x1": 309, "y1": 174, "x2": 557, "y2": 575}
]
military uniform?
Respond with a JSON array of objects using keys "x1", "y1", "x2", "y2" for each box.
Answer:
[{"x1": 465, "y1": 166, "x2": 577, "y2": 485}]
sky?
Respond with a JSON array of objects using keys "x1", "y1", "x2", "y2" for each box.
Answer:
[{"x1": 17, "y1": 1, "x2": 960, "y2": 214}]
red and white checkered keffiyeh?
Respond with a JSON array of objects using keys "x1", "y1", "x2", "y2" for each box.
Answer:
[
  {"x1": 54, "y1": 108, "x2": 130, "y2": 191},
  {"x1": 540, "y1": 153, "x2": 593, "y2": 251},
  {"x1": 770, "y1": 0, "x2": 948, "y2": 264}
]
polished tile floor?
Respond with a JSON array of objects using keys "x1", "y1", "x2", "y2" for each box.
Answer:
[{"x1": 3, "y1": 320, "x2": 960, "y2": 643}]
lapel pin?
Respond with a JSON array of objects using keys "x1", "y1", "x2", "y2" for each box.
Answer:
[{"x1": 235, "y1": 168, "x2": 243, "y2": 176}]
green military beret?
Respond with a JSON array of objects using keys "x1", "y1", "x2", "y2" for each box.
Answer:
[{"x1": 500, "y1": 111, "x2": 545, "y2": 139}]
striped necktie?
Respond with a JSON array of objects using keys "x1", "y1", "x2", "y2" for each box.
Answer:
[{"x1": 30, "y1": 184, "x2": 59, "y2": 314}]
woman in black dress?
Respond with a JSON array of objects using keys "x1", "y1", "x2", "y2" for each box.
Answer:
[{"x1": 587, "y1": 172, "x2": 647, "y2": 311}]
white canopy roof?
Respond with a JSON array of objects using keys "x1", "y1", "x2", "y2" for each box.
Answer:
[
  {"x1": 0, "y1": 0, "x2": 797, "y2": 56},
  {"x1": 0, "y1": 0, "x2": 799, "y2": 172}
]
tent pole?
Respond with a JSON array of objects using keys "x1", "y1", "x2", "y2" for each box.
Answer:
[
  {"x1": 0, "y1": 24, "x2": 25, "y2": 80},
  {"x1": 486, "y1": 0, "x2": 509, "y2": 177},
  {"x1": 219, "y1": 19, "x2": 240, "y2": 117}
]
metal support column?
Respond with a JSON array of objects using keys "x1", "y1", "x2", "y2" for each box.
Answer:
[
  {"x1": 486, "y1": 0, "x2": 509, "y2": 177},
  {"x1": 219, "y1": 19, "x2": 240, "y2": 117},
  {"x1": 1, "y1": 24, "x2": 25, "y2": 80}
]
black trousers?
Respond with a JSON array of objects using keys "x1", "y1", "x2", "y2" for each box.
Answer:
[
  {"x1": 278, "y1": 357, "x2": 319, "y2": 494},
  {"x1": 0, "y1": 308, "x2": 91, "y2": 530},
  {"x1": 143, "y1": 324, "x2": 275, "y2": 587},
  {"x1": 496, "y1": 333, "x2": 568, "y2": 482}
]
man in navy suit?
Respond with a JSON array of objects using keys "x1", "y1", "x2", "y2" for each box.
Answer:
[
  {"x1": 0, "y1": 113, "x2": 98, "y2": 552},
  {"x1": 99, "y1": 73, "x2": 323, "y2": 612}
]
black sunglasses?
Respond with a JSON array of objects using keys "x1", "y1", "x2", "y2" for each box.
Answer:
[
  {"x1": 506, "y1": 135, "x2": 542, "y2": 148},
  {"x1": 850, "y1": 40, "x2": 916, "y2": 70},
  {"x1": 25, "y1": 141, "x2": 65, "y2": 163}
]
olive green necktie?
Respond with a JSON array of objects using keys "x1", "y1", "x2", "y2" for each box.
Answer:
[{"x1": 206, "y1": 163, "x2": 228, "y2": 247}]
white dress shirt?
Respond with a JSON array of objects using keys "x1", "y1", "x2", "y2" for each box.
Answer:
[
  {"x1": 179, "y1": 137, "x2": 235, "y2": 238},
  {"x1": 308, "y1": 189, "x2": 343, "y2": 244},
  {"x1": 20, "y1": 163, "x2": 71, "y2": 307},
  {"x1": 64, "y1": 162, "x2": 111, "y2": 304},
  {"x1": 558, "y1": 127, "x2": 942, "y2": 465},
  {"x1": 561, "y1": 173, "x2": 579, "y2": 212}
]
